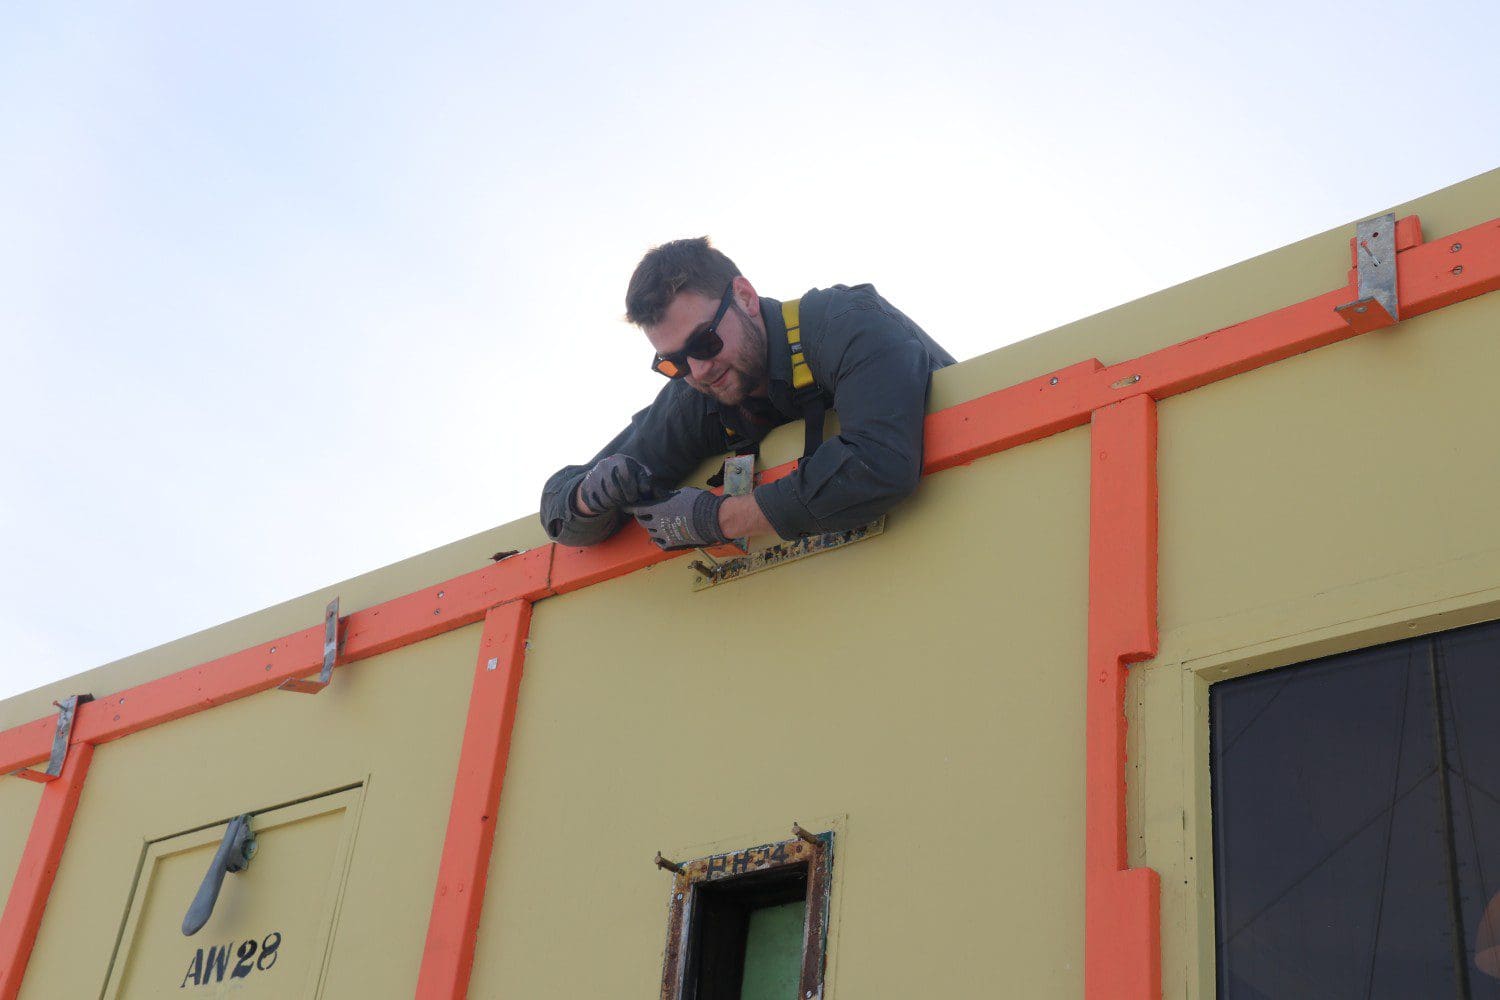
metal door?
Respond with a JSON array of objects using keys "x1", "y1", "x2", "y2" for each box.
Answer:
[{"x1": 101, "y1": 785, "x2": 364, "y2": 998}]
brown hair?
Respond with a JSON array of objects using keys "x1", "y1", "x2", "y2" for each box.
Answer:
[{"x1": 624, "y1": 237, "x2": 741, "y2": 328}]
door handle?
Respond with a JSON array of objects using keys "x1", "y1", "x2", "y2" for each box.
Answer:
[{"x1": 182, "y1": 814, "x2": 257, "y2": 936}]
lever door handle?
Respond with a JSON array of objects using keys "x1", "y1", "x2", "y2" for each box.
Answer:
[{"x1": 182, "y1": 814, "x2": 256, "y2": 936}]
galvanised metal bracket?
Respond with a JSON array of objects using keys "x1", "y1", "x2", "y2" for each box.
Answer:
[
  {"x1": 279, "y1": 597, "x2": 342, "y2": 694},
  {"x1": 722, "y1": 454, "x2": 755, "y2": 552},
  {"x1": 1336, "y1": 212, "x2": 1400, "y2": 331},
  {"x1": 9, "y1": 694, "x2": 92, "y2": 783}
]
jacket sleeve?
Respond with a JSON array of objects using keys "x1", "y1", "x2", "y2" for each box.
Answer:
[
  {"x1": 753, "y1": 297, "x2": 935, "y2": 538},
  {"x1": 539, "y1": 382, "x2": 724, "y2": 547}
]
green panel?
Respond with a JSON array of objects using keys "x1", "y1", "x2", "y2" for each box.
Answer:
[{"x1": 740, "y1": 901, "x2": 806, "y2": 1000}]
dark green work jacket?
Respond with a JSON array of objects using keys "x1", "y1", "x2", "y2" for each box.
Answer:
[{"x1": 540, "y1": 283, "x2": 956, "y2": 546}]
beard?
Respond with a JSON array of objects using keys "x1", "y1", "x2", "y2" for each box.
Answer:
[
  {"x1": 723, "y1": 305, "x2": 767, "y2": 401},
  {"x1": 695, "y1": 306, "x2": 768, "y2": 406}
]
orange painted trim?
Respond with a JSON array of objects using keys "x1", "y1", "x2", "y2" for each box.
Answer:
[
  {"x1": 1085, "y1": 396, "x2": 1161, "y2": 1000},
  {"x1": 340, "y1": 548, "x2": 552, "y2": 661},
  {"x1": 0, "y1": 547, "x2": 555, "y2": 774},
  {"x1": 0, "y1": 741, "x2": 94, "y2": 1000},
  {"x1": 549, "y1": 527, "x2": 674, "y2": 595},
  {"x1": 416, "y1": 600, "x2": 533, "y2": 999}
]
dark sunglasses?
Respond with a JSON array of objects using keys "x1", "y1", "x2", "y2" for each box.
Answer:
[{"x1": 651, "y1": 282, "x2": 735, "y2": 379}]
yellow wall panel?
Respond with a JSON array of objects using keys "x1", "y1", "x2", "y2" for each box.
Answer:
[
  {"x1": 0, "y1": 779, "x2": 42, "y2": 913},
  {"x1": 15, "y1": 624, "x2": 481, "y2": 999},
  {"x1": 470, "y1": 428, "x2": 1092, "y2": 997}
]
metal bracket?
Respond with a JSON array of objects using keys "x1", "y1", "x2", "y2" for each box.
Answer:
[
  {"x1": 10, "y1": 694, "x2": 92, "y2": 783},
  {"x1": 279, "y1": 597, "x2": 342, "y2": 694},
  {"x1": 1336, "y1": 212, "x2": 1400, "y2": 332},
  {"x1": 692, "y1": 517, "x2": 885, "y2": 591},
  {"x1": 722, "y1": 454, "x2": 755, "y2": 552}
]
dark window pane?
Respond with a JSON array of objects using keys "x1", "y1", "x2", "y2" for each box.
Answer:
[
  {"x1": 1211, "y1": 632, "x2": 1479, "y2": 998},
  {"x1": 1438, "y1": 620, "x2": 1500, "y2": 998}
]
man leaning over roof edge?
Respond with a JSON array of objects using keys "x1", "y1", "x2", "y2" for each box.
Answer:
[{"x1": 539, "y1": 237, "x2": 956, "y2": 552}]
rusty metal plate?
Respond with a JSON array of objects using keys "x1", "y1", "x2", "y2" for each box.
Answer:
[
  {"x1": 690, "y1": 518, "x2": 884, "y2": 591},
  {"x1": 279, "y1": 598, "x2": 341, "y2": 694},
  {"x1": 9, "y1": 694, "x2": 91, "y2": 783}
]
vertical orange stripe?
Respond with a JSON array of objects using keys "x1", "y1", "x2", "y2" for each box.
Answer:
[
  {"x1": 1085, "y1": 397, "x2": 1162, "y2": 1000},
  {"x1": 0, "y1": 741, "x2": 95, "y2": 1000},
  {"x1": 416, "y1": 600, "x2": 533, "y2": 999}
]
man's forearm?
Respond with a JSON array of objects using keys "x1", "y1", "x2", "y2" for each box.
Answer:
[{"x1": 717, "y1": 493, "x2": 773, "y2": 539}]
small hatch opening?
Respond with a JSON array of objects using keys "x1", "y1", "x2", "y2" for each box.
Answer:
[
  {"x1": 659, "y1": 829, "x2": 833, "y2": 1000},
  {"x1": 686, "y1": 863, "x2": 808, "y2": 999}
]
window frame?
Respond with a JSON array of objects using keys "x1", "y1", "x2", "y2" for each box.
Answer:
[{"x1": 658, "y1": 830, "x2": 833, "y2": 1000}]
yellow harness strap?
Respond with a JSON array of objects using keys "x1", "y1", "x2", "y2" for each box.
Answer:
[{"x1": 781, "y1": 299, "x2": 814, "y2": 391}]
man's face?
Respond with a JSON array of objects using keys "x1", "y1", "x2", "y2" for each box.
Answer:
[{"x1": 645, "y1": 281, "x2": 768, "y2": 406}]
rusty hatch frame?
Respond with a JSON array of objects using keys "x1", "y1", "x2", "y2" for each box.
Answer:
[{"x1": 659, "y1": 829, "x2": 834, "y2": 1000}]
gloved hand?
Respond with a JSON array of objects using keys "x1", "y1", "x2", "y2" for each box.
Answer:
[
  {"x1": 625, "y1": 488, "x2": 729, "y2": 551},
  {"x1": 575, "y1": 454, "x2": 657, "y2": 516}
]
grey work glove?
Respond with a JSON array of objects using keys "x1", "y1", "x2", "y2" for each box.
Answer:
[
  {"x1": 575, "y1": 454, "x2": 658, "y2": 516},
  {"x1": 625, "y1": 488, "x2": 729, "y2": 551}
]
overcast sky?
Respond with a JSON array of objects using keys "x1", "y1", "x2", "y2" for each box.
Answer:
[{"x1": 3, "y1": 1, "x2": 1498, "y2": 703}]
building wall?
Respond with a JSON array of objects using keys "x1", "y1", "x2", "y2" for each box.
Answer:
[
  {"x1": 1145, "y1": 270, "x2": 1500, "y2": 997},
  {"x1": 14, "y1": 625, "x2": 485, "y2": 998},
  {"x1": 470, "y1": 426, "x2": 1091, "y2": 997},
  {"x1": 2, "y1": 168, "x2": 1497, "y2": 998}
]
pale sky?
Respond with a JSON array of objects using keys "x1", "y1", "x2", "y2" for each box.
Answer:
[{"x1": 3, "y1": 1, "x2": 1498, "y2": 703}]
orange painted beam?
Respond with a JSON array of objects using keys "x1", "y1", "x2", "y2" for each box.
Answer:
[
  {"x1": 549, "y1": 525, "x2": 674, "y2": 595},
  {"x1": 338, "y1": 546, "x2": 553, "y2": 661},
  {"x1": 416, "y1": 600, "x2": 533, "y2": 999},
  {"x1": 0, "y1": 718, "x2": 57, "y2": 782},
  {"x1": 1399, "y1": 216, "x2": 1500, "y2": 317},
  {"x1": 924, "y1": 359, "x2": 1106, "y2": 474},
  {"x1": 0, "y1": 741, "x2": 94, "y2": 1000},
  {"x1": 921, "y1": 215, "x2": 1500, "y2": 475},
  {"x1": 0, "y1": 547, "x2": 555, "y2": 775},
  {"x1": 1085, "y1": 396, "x2": 1161, "y2": 1000}
]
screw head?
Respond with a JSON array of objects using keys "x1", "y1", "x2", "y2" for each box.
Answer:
[
  {"x1": 1354, "y1": 305, "x2": 1368, "y2": 314},
  {"x1": 1049, "y1": 377, "x2": 1059, "y2": 385},
  {"x1": 1451, "y1": 243, "x2": 1463, "y2": 252},
  {"x1": 1453, "y1": 265, "x2": 1464, "y2": 276}
]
